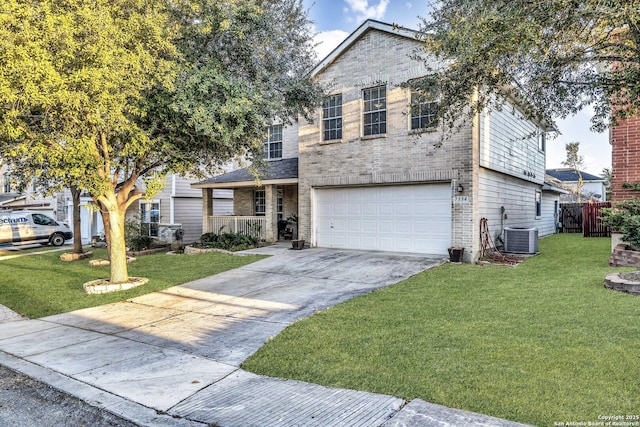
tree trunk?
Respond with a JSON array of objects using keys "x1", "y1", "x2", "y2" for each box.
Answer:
[
  {"x1": 70, "y1": 186, "x2": 83, "y2": 254},
  {"x1": 107, "y1": 206, "x2": 129, "y2": 283},
  {"x1": 98, "y1": 192, "x2": 129, "y2": 283}
]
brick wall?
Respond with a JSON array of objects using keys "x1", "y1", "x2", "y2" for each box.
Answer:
[{"x1": 611, "y1": 115, "x2": 640, "y2": 202}]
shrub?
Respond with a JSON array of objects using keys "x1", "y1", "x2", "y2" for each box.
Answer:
[
  {"x1": 601, "y1": 198, "x2": 640, "y2": 249},
  {"x1": 197, "y1": 231, "x2": 258, "y2": 251},
  {"x1": 129, "y1": 235, "x2": 154, "y2": 252}
]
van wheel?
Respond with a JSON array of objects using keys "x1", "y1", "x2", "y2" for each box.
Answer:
[{"x1": 50, "y1": 233, "x2": 66, "y2": 246}]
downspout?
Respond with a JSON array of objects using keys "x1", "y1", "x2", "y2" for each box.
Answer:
[{"x1": 170, "y1": 174, "x2": 176, "y2": 224}]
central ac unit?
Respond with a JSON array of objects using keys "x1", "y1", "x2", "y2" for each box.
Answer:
[{"x1": 503, "y1": 227, "x2": 538, "y2": 254}]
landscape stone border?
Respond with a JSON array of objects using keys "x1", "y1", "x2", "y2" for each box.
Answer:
[
  {"x1": 609, "y1": 244, "x2": 640, "y2": 267},
  {"x1": 83, "y1": 277, "x2": 149, "y2": 294},
  {"x1": 604, "y1": 272, "x2": 640, "y2": 296}
]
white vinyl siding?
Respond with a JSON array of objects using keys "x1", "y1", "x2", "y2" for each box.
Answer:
[
  {"x1": 314, "y1": 184, "x2": 451, "y2": 254},
  {"x1": 174, "y1": 198, "x2": 203, "y2": 243},
  {"x1": 479, "y1": 101, "x2": 545, "y2": 184},
  {"x1": 538, "y1": 194, "x2": 560, "y2": 237},
  {"x1": 212, "y1": 189, "x2": 234, "y2": 216},
  {"x1": 478, "y1": 169, "x2": 545, "y2": 245}
]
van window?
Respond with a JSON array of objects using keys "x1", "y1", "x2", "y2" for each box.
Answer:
[{"x1": 32, "y1": 213, "x2": 57, "y2": 226}]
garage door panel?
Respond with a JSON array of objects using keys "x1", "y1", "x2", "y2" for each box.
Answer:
[
  {"x1": 332, "y1": 219, "x2": 347, "y2": 231},
  {"x1": 314, "y1": 184, "x2": 452, "y2": 254},
  {"x1": 362, "y1": 220, "x2": 377, "y2": 233},
  {"x1": 347, "y1": 219, "x2": 362, "y2": 232}
]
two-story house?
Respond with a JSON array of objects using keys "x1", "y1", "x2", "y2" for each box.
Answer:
[{"x1": 194, "y1": 20, "x2": 558, "y2": 262}]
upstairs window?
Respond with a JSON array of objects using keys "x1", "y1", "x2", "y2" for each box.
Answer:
[
  {"x1": 363, "y1": 86, "x2": 386, "y2": 136},
  {"x1": 264, "y1": 125, "x2": 283, "y2": 160},
  {"x1": 538, "y1": 131, "x2": 546, "y2": 152},
  {"x1": 410, "y1": 92, "x2": 438, "y2": 130},
  {"x1": 322, "y1": 94, "x2": 342, "y2": 141}
]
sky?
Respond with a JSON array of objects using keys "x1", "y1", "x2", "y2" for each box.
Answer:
[{"x1": 302, "y1": 0, "x2": 611, "y2": 177}]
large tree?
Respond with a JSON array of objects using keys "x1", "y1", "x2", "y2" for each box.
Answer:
[
  {"x1": 0, "y1": 0, "x2": 321, "y2": 283},
  {"x1": 414, "y1": 0, "x2": 639, "y2": 132}
]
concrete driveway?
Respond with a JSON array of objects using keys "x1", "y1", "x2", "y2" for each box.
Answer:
[{"x1": 0, "y1": 246, "x2": 529, "y2": 427}]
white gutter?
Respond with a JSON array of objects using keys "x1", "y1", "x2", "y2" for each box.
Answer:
[{"x1": 170, "y1": 174, "x2": 176, "y2": 224}]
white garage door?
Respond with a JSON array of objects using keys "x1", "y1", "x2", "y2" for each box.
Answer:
[{"x1": 314, "y1": 184, "x2": 452, "y2": 254}]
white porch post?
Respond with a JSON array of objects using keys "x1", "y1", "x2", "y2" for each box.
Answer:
[
  {"x1": 265, "y1": 184, "x2": 277, "y2": 242},
  {"x1": 202, "y1": 188, "x2": 213, "y2": 233}
]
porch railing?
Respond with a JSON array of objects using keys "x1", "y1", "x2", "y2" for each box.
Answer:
[{"x1": 205, "y1": 216, "x2": 266, "y2": 241}]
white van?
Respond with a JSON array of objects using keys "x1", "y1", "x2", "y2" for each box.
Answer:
[{"x1": 0, "y1": 210, "x2": 73, "y2": 246}]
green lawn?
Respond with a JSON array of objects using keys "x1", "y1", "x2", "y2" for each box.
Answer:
[
  {"x1": 0, "y1": 249, "x2": 264, "y2": 318},
  {"x1": 243, "y1": 234, "x2": 640, "y2": 426}
]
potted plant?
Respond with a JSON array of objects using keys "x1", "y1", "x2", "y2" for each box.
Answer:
[{"x1": 448, "y1": 246, "x2": 464, "y2": 263}]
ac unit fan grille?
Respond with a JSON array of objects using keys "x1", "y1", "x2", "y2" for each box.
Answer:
[{"x1": 503, "y1": 227, "x2": 538, "y2": 254}]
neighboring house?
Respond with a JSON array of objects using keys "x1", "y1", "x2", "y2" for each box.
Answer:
[
  {"x1": 1, "y1": 160, "x2": 214, "y2": 245},
  {"x1": 194, "y1": 20, "x2": 558, "y2": 262},
  {"x1": 0, "y1": 163, "x2": 65, "y2": 220},
  {"x1": 545, "y1": 168, "x2": 607, "y2": 202},
  {"x1": 124, "y1": 174, "x2": 232, "y2": 245}
]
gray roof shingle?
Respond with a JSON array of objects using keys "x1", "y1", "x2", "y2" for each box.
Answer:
[
  {"x1": 197, "y1": 158, "x2": 298, "y2": 185},
  {"x1": 545, "y1": 168, "x2": 604, "y2": 182}
]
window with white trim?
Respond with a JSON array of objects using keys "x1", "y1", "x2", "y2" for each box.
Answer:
[
  {"x1": 363, "y1": 86, "x2": 386, "y2": 136},
  {"x1": 140, "y1": 201, "x2": 160, "y2": 237},
  {"x1": 254, "y1": 189, "x2": 266, "y2": 216},
  {"x1": 538, "y1": 131, "x2": 546, "y2": 152},
  {"x1": 535, "y1": 190, "x2": 542, "y2": 218},
  {"x1": 264, "y1": 125, "x2": 283, "y2": 159},
  {"x1": 322, "y1": 94, "x2": 342, "y2": 141},
  {"x1": 410, "y1": 92, "x2": 438, "y2": 130}
]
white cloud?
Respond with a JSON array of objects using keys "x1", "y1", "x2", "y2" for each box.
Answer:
[
  {"x1": 313, "y1": 30, "x2": 350, "y2": 62},
  {"x1": 344, "y1": 0, "x2": 390, "y2": 21}
]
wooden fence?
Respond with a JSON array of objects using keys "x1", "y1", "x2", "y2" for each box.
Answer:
[
  {"x1": 582, "y1": 202, "x2": 611, "y2": 237},
  {"x1": 560, "y1": 202, "x2": 611, "y2": 237},
  {"x1": 560, "y1": 203, "x2": 583, "y2": 233}
]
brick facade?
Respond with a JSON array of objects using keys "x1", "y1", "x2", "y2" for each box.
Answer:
[
  {"x1": 298, "y1": 27, "x2": 476, "y2": 260},
  {"x1": 611, "y1": 115, "x2": 640, "y2": 202}
]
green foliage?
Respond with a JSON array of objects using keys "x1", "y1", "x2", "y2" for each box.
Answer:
[
  {"x1": 621, "y1": 181, "x2": 640, "y2": 191},
  {"x1": 124, "y1": 215, "x2": 153, "y2": 251},
  {"x1": 244, "y1": 235, "x2": 639, "y2": 425},
  {"x1": 198, "y1": 231, "x2": 258, "y2": 251},
  {"x1": 128, "y1": 235, "x2": 154, "y2": 252},
  {"x1": 0, "y1": 0, "x2": 321, "y2": 282},
  {"x1": 415, "y1": 0, "x2": 640, "y2": 134},
  {"x1": 601, "y1": 198, "x2": 640, "y2": 249}
]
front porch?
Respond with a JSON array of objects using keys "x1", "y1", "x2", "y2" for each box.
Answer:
[
  {"x1": 205, "y1": 216, "x2": 267, "y2": 241},
  {"x1": 193, "y1": 158, "x2": 299, "y2": 243}
]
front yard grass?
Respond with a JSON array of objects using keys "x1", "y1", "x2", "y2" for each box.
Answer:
[
  {"x1": 0, "y1": 249, "x2": 264, "y2": 318},
  {"x1": 243, "y1": 234, "x2": 640, "y2": 426}
]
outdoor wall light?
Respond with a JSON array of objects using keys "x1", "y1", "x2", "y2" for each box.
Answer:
[{"x1": 457, "y1": 183, "x2": 464, "y2": 193}]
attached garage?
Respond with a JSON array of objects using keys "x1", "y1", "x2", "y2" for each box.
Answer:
[{"x1": 313, "y1": 183, "x2": 452, "y2": 255}]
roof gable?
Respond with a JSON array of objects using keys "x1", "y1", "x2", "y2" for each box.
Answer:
[{"x1": 310, "y1": 20, "x2": 419, "y2": 77}]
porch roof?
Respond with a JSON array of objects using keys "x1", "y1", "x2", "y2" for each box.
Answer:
[{"x1": 192, "y1": 158, "x2": 298, "y2": 189}]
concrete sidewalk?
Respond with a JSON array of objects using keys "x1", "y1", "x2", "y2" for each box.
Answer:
[{"x1": 0, "y1": 246, "x2": 530, "y2": 426}]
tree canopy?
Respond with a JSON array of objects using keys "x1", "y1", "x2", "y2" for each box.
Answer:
[
  {"x1": 0, "y1": 0, "x2": 321, "y2": 283},
  {"x1": 415, "y1": 0, "x2": 640, "y2": 132}
]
